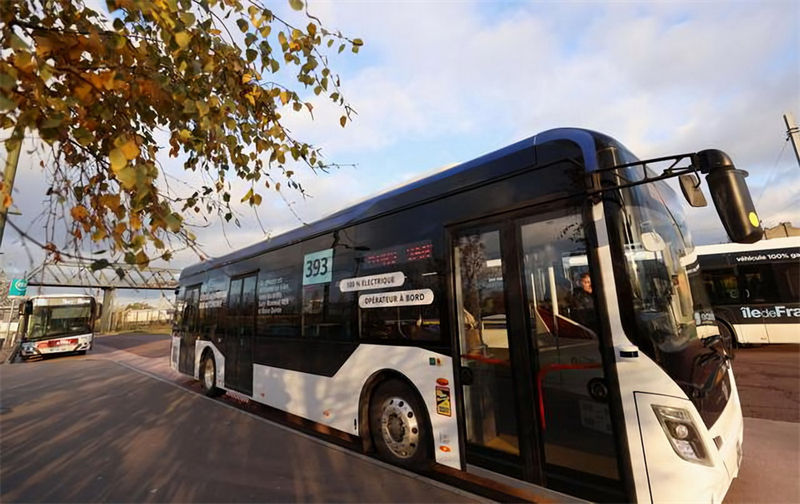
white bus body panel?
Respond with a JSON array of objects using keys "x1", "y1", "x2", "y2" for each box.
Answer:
[
  {"x1": 766, "y1": 323, "x2": 800, "y2": 344},
  {"x1": 186, "y1": 339, "x2": 461, "y2": 469},
  {"x1": 732, "y1": 323, "x2": 769, "y2": 344}
]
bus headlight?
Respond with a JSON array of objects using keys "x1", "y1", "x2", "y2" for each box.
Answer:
[{"x1": 652, "y1": 405, "x2": 712, "y2": 466}]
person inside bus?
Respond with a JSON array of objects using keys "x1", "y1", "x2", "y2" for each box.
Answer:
[{"x1": 571, "y1": 272, "x2": 596, "y2": 331}]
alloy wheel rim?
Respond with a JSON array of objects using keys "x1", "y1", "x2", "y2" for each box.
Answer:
[
  {"x1": 204, "y1": 359, "x2": 215, "y2": 389},
  {"x1": 379, "y1": 396, "x2": 420, "y2": 459}
]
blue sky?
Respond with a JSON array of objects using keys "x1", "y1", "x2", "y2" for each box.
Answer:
[{"x1": 2, "y1": 0, "x2": 799, "y2": 304}]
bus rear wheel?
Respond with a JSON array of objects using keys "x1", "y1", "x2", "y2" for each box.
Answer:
[
  {"x1": 369, "y1": 379, "x2": 431, "y2": 470},
  {"x1": 200, "y1": 352, "x2": 225, "y2": 397}
]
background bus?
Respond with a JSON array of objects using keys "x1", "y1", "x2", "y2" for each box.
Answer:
[
  {"x1": 18, "y1": 294, "x2": 98, "y2": 359},
  {"x1": 172, "y1": 128, "x2": 760, "y2": 503},
  {"x1": 696, "y1": 236, "x2": 800, "y2": 347}
]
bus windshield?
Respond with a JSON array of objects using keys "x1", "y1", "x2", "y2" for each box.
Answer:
[
  {"x1": 26, "y1": 304, "x2": 93, "y2": 341},
  {"x1": 617, "y1": 176, "x2": 701, "y2": 353}
]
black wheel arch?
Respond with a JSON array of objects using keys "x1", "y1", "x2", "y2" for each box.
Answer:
[{"x1": 716, "y1": 316, "x2": 739, "y2": 345}]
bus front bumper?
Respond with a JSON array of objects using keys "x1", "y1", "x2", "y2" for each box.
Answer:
[{"x1": 21, "y1": 336, "x2": 93, "y2": 357}]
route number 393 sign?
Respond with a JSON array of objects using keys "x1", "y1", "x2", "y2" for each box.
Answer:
[{"x1": 303, "y1": 249, "x2": 333, "y2": 286}]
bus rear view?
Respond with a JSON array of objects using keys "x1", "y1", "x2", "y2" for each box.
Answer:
[{"x1": 18, "y1": 295, "x2": 97, "y2": 359}]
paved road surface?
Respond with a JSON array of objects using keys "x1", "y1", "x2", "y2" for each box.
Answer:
[
  {"x1": 3, "y1": 334, "x2": 798, "y2": 503},
  {"x1": 0, "y1": 339, "x2": 483, "y2": 503}
]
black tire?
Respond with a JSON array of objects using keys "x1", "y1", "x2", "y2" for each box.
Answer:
[
  {"x1": 200, "y1": 352, "x2": 225, "y2": 397},
  {"x1": 369, "y1": 379, "x2": 431, "y2": 470},
  {"x1": 77, "y1": 350, "x2": 87, "y2": 356},
  {"x1": 718, "y1": 322, "x2": 737, "y2": 358}
]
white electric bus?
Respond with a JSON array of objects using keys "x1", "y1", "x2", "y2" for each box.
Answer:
[
  {"x1": 18, "y1": 294, "x2": 97, "y2": 359},
  {"x1": 696, "y1": 236, "x2": 800, "y2": 346},
  {"x1": 171, "y1": 128, "x2": 761, "y2": 502}
]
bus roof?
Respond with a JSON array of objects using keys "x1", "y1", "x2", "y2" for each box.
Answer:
[
  {"x1": 181, "y1": 127, "x2": 617, "y2": 279},
  {"x1": 27, "y1": 294, "x2": 95, "y2": 300},
  {"x1": 695, "y1": 236, "x2": 800, "y2": 256}
]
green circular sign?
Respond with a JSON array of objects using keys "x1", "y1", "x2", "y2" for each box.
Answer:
[{"x1": 8, "y1": 278, "x2": 28, "y2": 296}]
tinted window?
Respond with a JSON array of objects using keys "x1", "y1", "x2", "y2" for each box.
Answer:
[
  {"x1": 702, "y1": 268, "x2": 739, "y2": 305},
  {"x1": 256, "y1": 245, "x2": 301, "y2": 338}
]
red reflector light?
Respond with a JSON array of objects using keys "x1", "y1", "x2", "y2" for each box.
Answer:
[
  {"x1": 439, "y1": 446, "x2": 451, "y2": 452},
  {"x1": 436, "y1": 378, "x2": 449, "y2": 386}
]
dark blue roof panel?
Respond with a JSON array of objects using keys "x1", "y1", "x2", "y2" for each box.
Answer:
[{"x1": 181, "y1": 127, "x2": 608, "y2": 279}]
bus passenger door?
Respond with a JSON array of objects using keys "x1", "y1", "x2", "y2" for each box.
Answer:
[
  {"x1": 452, "y1": 224, "x2": 539, "y2": 481},
  {"x1": 238, "y1": 275, "x2": 256, "y2": 394},
  {"x1": 225, "y1": 274, "x2": 256, "y2": 395},
  {"x1": 518, "y1": 210, "x2": 624, "y2": 500},
  {"x1": 179, "y1": 286, "x2": 200, "y2": 375}
]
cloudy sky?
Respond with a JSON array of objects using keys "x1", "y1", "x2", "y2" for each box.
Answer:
[{"x1": 2, "y1": 0, "x2": 798, "y2": 303}]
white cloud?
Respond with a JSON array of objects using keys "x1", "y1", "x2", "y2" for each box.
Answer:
[{"x1": 3, "y1": 0, "x2": 799, "y2": 280}]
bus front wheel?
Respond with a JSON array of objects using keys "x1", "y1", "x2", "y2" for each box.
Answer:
[
  {"x1": 200, "y1": 352, "x2": 225, "y2": 397},
  {"x1": 718, "y1": 322, "x2": 737, "y2": 357},
  {"x1": 369, "y1": 379, "x2": 431, "y2": 470}
]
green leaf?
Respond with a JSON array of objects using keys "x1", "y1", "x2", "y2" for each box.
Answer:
[
  {"x1": 0, "y1": 73, "x2": 15, "y2": 90},
  {"x1": 289, "y1": 0, "x2": 304, "y2": 11},
  {"x1": 165, "y1": 213, "x2": 182, "y2": 232},
  {"x1": 10, "y1": 34, "x2": 29, "y2": 51},
  {"x1": 236, "y1": 19, "x2": 249, "y2": 33},
  {"x1": 74, "y1": 127, "x2": 94, "y2": 146},
  {"x1": 0, "y1": 95, "x2": 16, "y2": 112},
  {"x1": 179, "y1": 12, "x2": 196, "y2": 27},
  {"x1": 41, "y1": 116, "x2": 63, "y2": 129},
  {"x1": 352, "y1": 38, "x2": 364, "y2": 46}
]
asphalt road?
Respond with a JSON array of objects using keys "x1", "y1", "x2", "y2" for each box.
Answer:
[
  {"x1": 0, "y1": 337, "x2": 484, "y2": 503},
  {"x1": 732, "y1": 344, "x2": 800, "y2": 423},
  {"x1": 2, "y1": 334, "x2": 798, "y2": 503}
]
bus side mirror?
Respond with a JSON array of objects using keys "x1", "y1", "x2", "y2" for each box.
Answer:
[
  {"x1": 22, "y1": 301, "x2": 33, "y2": 316},
  {"x1": 698, "y1": 150, "x2": 763, "y2": 244},
  {"x1": 679, "y1": 173, "x2": 707, "y2": 207}
]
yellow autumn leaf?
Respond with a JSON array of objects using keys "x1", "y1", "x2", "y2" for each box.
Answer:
[
  {"x1": 115, "y1": 165, "x2": 137, "y2": 190},
  {"x1": 179, "y1": 129, "x2": 191, "y2": 141},
  {"x1": 279, "y1": 91, "x2": 289, "y2": 105},
  {"x1": 130, "y1": 213, "x2": 142, "y2": 231},
  {"x1": 174, "y1": 31, "x2": 191, "y2": 49},
  {"x1": 109, "y1": 148, "x2": 126, "y2": 172},
  {"x1": 242, "y1": 73, "x2": 252, "y2": 84},
  {"x1": 120, "y1": 138, "x2": 140, "y2": 160},
  {"x1": 70, "y1": 205, "x2": 89, "y2": 221}
]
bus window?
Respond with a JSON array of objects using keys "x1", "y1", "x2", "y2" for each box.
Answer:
[
  {"x1": 739, "y1": 265, "x2": 779, "y2": 303},
  {"x1": 774, "y1": 262, "x2": 800, "y2": 299},
  {"x1": 703, "y1": 267, "x2": 739, "y2": 304},
  {"x1": 357, "y1": 239, "x2": 441, "y2": 342}
]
